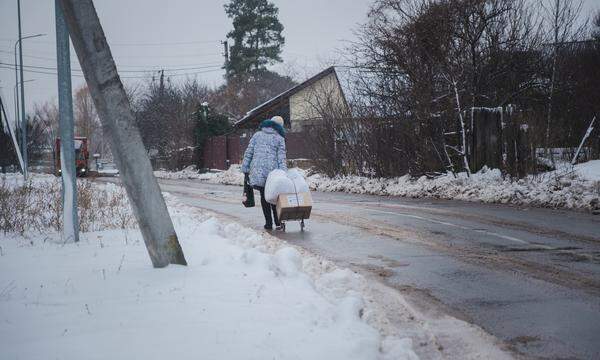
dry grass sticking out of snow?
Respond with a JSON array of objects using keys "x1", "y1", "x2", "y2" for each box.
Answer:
[
  {"x1": 0, "y1": 173, "x2": 134, "y2": 235},
  {"x1": 0, "y1": 174, "x2": 429, "y2": 360}
]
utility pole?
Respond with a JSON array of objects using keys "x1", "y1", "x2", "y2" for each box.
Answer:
[
  {"x1": 14, "y1": 48, "x2": 20, "y2": 140},
  {"x1": 55, "y1": 0, "x2": 79, "y2": 243},
  {"x1": 57, "y1": 0, "x2": 186, "y2": 268},
  {"x1": 13, "y1": 34, "x2": 43, "y2": 153},
  {"x1": 222, "y1": 40, "x2": 229, "y2": 78},
  {"x1": 17, "y1": 0, "x2": 27, "y2": 179},
  {"x1": 159, "y1": 69, "x2": 164, "y2": 95}
]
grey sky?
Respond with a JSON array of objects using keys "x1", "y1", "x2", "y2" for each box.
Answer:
[
  {"x1": 1, "y1": 0, "x2": 598, "y2": 124},
  {"x1": 0, "y1": 0, "x2": 370, "y2": 122}
]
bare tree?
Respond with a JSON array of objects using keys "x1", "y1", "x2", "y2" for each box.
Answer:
[
  {"x1": 540, "y1": 0, "x2": 587, "y2": 157},
  {"x1": 134, "y1": 77, "x2": 203, "y2": 170},
  {"x1": 31, "y1": 101, "x2": 59, "y2": 148},
  {"x1": 593, "y1": 10, "x2": 600, "y2": 40},
  {"x1": 212, "y1": 70, "x2": 297, "y2": 119},
  {"x1": 346, "y1": 0, "x2": 543, "y2": 176},
  {"x1": 74, "y1": 85, "x2": 107, "y2": 157},
  {"x1": 27, "y1": 101, "x2": 59, "y2": 168}
]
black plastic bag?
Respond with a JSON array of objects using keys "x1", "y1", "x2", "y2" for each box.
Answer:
[{"x1": 242, "y1": 176, "x2": 255, "y2": 208}]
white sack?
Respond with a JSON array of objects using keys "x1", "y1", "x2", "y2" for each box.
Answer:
[
  {"x1": 265, "y1": 169, "x2": 295, "y2": 204},
  {"x1": 287, "y1": 169, "x2": 309, "y2": 193}
]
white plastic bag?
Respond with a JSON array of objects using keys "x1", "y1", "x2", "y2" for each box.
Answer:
[
  {"x1": 265, "y1": 168, "x2": 311, "y2": 205},
  {"x1": 265, "y1": 169, "x2": 294, "y2": 204},
  {"x1": 287, "y1": 169, "x2": 309, "y2": 193}
]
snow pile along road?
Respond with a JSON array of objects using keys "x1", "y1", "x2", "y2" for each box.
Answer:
[
  {"x1": 310, "y1": 165, "x2": 600, "y2": 211},
  {"x1": 154, "y1": 165, "x2": 204, "y2": 180},
  {"x1": 160, "y1": 161, "x2": 600, "y2": 211},
  {"x1": 572, "y1": 159, "x2": 600, "y2": 181},
  {"x1": 155, "y1": 165, "x2": 245, "y2": 185},
  {"x1": 0, "y1": 175, "x2": 422, "y2": 360}
]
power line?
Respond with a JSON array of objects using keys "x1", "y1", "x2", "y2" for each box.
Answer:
[
  {"x1": 1, "y1": 62, "x2": 223, "y2": 73},
  {"x1": 109, "y1": 40, "x2": 222, "y2": 46},
  {"x1": 0, "y1": 65, "x2": 223, "y2": 79},
  {"x1": 0, "y1": 38, "x2": 221, "y2": 47},
  {"x1": 96, "y1": 53, "x2": 223, "y2": 59},
  {"x1": 0, "y1": 49, "x2": 222, "y2": 61},
  {"x1": 0, "y1": 50, "x2": 223, "y2": 69}
]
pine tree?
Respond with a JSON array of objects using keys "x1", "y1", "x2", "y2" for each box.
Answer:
[{"x1": 224, "y1": 0, "x2": 285, "y2": 77}]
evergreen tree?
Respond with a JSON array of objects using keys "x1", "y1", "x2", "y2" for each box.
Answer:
[{"x1": 224, "y1": 0, "x2": 285, "y2": 77}]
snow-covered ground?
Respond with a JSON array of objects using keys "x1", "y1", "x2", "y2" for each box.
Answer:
[
  {"x1": 571, "y1": 159, "x2": 600, "y2": 181},
  {"x1": 2, "y1": 175, "x2": 410, "y2": 359},
  {"x1": 158, "y1": 161, "x2": 600, "y2": 211},
  {"x1": 0, "y1": 173, "x2": 516, "y2": 360},
  {"x1": 155, "y1": 165, "x2": 244, "y2": 185}
]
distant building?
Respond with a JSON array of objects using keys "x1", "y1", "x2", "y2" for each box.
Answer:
[
  {"x1": 202, "y1": 67, "x2": 349, "y2": 170},
  {"x1": 234, "y1": 66, "x2": 349, "y2": 133}
]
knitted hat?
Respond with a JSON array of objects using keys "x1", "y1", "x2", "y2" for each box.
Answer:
[{"x1": 271, "y1": 116, "x2": 284, "y2": 127}]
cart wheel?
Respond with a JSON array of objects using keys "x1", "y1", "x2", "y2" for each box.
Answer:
[{"x1": 300, "y1": 219, "x2": 305, "y2": 232}]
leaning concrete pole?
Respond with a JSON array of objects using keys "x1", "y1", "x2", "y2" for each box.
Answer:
[
  {"x1": 57, "y1": 0, "x2": 186, "y2": 267},
  {"x1": 55, "y1": 0, "x2": 79, "y2": 243}
]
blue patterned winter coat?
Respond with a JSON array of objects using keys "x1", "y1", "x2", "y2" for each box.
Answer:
[{"x1": 241, "y1": 121, "x2": 287, "y2": 187}]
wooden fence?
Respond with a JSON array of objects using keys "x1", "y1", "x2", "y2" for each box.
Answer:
[
  {"x1": 469, "y1": 107, "x2": 534, "y2": 177},
  {"x1": 202, "y1": 132, "x2": 311, "y2": 170}
]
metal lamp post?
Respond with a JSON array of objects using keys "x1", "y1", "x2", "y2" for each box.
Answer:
[
  {"x1": 14, "y1": 31, "x2": 45, "y2": 179},
  {"x1": 55, "y1": 0, "x2": 79, "y2": 243}
]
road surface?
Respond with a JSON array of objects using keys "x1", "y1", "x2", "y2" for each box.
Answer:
[{"x1": 105, "y1": 177, "x2": 600, "y2": 359}]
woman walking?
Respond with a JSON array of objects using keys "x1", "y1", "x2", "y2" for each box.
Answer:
[{"x1": 241, "y1": 116, "x2": 287, "y2": 230}]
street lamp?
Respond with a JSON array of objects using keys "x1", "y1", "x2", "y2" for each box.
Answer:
[
  {"x1": 14, "y1": 32, "x2": 45, "y2": 179},
  {"x1": 14, "y1": 34, "x2": 45, "y2": 118}
]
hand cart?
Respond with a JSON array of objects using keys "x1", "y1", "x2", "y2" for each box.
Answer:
[
  {"x1": 276, "y1": 192, "x2": 312, "y2": 232},
  {"x1": 279, "y1": 216, "x2": 306, "y2": 232}
]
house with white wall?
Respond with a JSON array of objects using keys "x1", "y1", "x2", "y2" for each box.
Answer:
[{"x1": 234, "y1": 66, "x2": 349, "y2": 133}]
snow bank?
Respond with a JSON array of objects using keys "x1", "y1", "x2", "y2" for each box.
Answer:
[
  {"x1": 0, "y1": 176, "x2": 419, "y2": 360},
  {"x1": 156, "y1": 161, "x2": 600, "y2": 211},
  {"x1": 154, "y1": 165, "x2": 203, "y2": 180},
  {"x1": 309, "y1": 165, "x2": 600, "y2": 211},
  {"x1": 154, "y1": 165, "x2": 244, "y2": 186},
  {"x1": 574, "y1": 159, "x2": 600, "y2": 181}
]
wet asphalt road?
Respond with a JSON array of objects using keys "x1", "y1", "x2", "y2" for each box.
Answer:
[{"x1": 110, "y1": 178, "x2": 600, "y2": 359}]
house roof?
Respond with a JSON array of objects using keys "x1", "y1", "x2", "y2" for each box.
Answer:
[{"x1": 234, "y1": 66, "x2": 342, "y2": 128}]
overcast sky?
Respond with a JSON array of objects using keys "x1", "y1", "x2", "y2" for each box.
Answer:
[
  {"x1": 0, "y1": 0, "x2": 370, "y2": 122},
  {"x1": 0, "y1": 0, "x2": 598, "y2": 124}
]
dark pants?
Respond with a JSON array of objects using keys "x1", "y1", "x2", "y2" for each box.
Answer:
[{"x1": 253, "y1": 186, "x2": 280, "y2": 227}]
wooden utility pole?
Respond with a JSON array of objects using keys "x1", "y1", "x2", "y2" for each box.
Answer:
[
  {"x1": 57, "y1": 0, "x2": 186, "y2": 267},
  {"x1": 222, "y1": 40, "x2": 229, "y2": 79}
]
